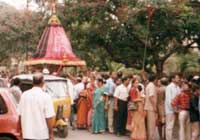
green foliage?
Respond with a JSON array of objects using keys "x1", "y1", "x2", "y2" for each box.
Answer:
[
  {"x1": 164, "y1": 51, "x2": 200, "y2": 74},
  {"x1": 0, "y1": 3, "x2": 46, "y2": 64},
  {"x1": 56, "y1": 0, "x2": 200, "y2": 73},
  {"x1": 0, "y1": 0, "x2": 200, "y2": 74},
  {"x1": 58, "y1": 0, "x2": 145, "y2": 70},
  {"x1": 106, "y1": 61, "x2": 125, "y2": 72},
  {"x1": 179, "y1": 52, "x2": 200, "y2": 73}
]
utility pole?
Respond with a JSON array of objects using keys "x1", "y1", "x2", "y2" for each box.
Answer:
[
  {"x1": 51, "y1": 0, "x2": 56, "y2": 15},
  {"x1": 142, "y1": 1, "x2": 155, "y2": 71},
  {"x1": 26, "y1": 0, "x2": 31, "y2": 10}
]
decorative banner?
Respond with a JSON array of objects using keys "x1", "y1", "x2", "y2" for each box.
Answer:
[{"x1": 146, "y1": 6, "x2": 155, "y2": 25}]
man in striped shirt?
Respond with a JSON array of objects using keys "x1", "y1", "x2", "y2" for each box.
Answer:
[{"x1": 171, "y1": 81, "x2": 191, "y2": 140}]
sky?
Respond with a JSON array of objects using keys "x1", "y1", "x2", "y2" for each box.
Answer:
[
  {"x1": 0, "y1": 0, "x2": 64, "y2": 10},
  {"x1": 0, "y1": 0, "x2": 38, "y2": 10}
]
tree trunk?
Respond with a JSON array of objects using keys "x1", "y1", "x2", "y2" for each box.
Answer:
[{"x1": 155, "y1": 60, "x2": 164, "y2": 76}]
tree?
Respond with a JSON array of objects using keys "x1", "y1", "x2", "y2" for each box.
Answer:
[
  {"x1": 57, "y1": 0, "x2": 145, "y2": 70},
  {"x1": 0, "y1": 2, "x2": 46, "y2": 65},
  {"x1": 1, "y1": 0, "x2": 200, "y2": 74},
  {"x1": 138, "y1": 2, "x2": 200, "y2": 73},
  {"x1": 179, "y1": 52, "x2": 200, "y2": 73},
  {"x1": 54, "y1": 0, "x2": 200, "y2": 74}
]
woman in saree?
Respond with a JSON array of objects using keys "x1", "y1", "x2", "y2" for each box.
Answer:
[
  {"x1": 87, "y1": 76, "x2": 96, "y2": 131},
  {"x1": 76, "y1": 81, "x2": 89, "y2": 129},
  {"x1": 92, "y1": 78, "x2": 107, "y2": 134},
  {"x1": 130, "y1": 79, "x2": 146, "y2": 140},
  {"x1": 126, "y1": 78, "x2": 137, "y2": 131}
]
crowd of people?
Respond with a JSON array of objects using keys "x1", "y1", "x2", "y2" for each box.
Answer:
[
  {"x1": 65, "y1": 72, "x2": 200, "y2": 140},
  {"x1": 1, "y1": 70, "x2": 200, "y2": 140}
]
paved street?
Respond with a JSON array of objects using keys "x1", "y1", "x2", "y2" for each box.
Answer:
[
  {"x1": 55, "y1": 129, "x2": 128, "y2": 140},
  {"x1": 55, "y1": 128, "x2": 169, "y2": 140}
]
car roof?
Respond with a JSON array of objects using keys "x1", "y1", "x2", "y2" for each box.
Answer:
[
  {"x1": 13, "y1": 74, "x2": 67, "y2": 81},
  {"x1": 0, "y1": 88, "x2": 9, "y2": 93}
]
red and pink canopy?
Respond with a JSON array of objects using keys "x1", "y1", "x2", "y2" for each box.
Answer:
[{"x1": 25, "y1": 15, "x2": 86, "y2": 66}]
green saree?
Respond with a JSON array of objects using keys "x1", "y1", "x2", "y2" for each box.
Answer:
[{"x1": 92, "y1": 87, "x2": 107, "y2": 133}]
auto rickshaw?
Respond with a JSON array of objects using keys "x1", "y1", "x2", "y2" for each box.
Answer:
[{"x1": 12, "y1": 74, "x2": 71, "y2": 138}]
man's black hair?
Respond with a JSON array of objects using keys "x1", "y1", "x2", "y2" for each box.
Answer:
[
  {"x1": 102, "y1": 74, "x2": 109, "y2": 80},
  {"x1": 148, "y1": 74, "x2": 157, "y2": 82},
  {"x1": 186, "y1": 75, "x2": 193, "y2": 82},
  {"x1": 97, "y1": 78, "x2": 104, "y2": 83},
  {"x1": 192, "y1": 85, "x2": 200, "y2": 92},
  {"x1": 160, "y1": 78, "x2": 168, "y2": 86},
  {"x1": 33, "y1": 74, "x2": 44, "y2": 85},
  {"x1": 169, "y1": 73, "x2": 180, "y2": 82},
  {"x1": 117, "y1": 71, "x2": 123, "y2": 78},
  {"x1": 12, "y1": 78, "x2": 21, "y2": 86},
  {"x1": 122, "y1": 76, "x2": 129, "y2": 83}
]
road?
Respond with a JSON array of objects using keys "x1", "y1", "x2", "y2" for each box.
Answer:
[
  {"x1": 55, "y1": 128, "x2": 169, "y2": 140},
  {"x1": 55, "y1": 129, "x2": 128, "y2": 140}
]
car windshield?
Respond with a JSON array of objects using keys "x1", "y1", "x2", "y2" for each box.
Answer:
[
  {"x1": 0, "y1": 95, "x2": 8, "y2": 114},
  {"x1": 44, "y1": 81, "x2": 69, "y2": 98}
]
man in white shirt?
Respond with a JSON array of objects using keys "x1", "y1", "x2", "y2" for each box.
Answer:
[
  {"x1": 65, "y1": 74, "x2": 76, "y2": 130},
  {"x1": 105, "y1": 72, "x2": 117, "y2": 133},
  {"x1": 19, "y1": 73, "x2": 55, "y2": 140},
  {"x1": 165, "y1": 74, "x2": 181, "y2": 140},
  {"x1": 74, "y1": 76, "x2": 84, "y2": 101},
  {"x1": 144, "y1": 74, "x2": 158, "y2": 140},
  {"x1": 114, "y1": 76, "x2": 130, "y2": 136},
  {"x1": 10, "y1": 78, "x2": 22, "y2": 103}
]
